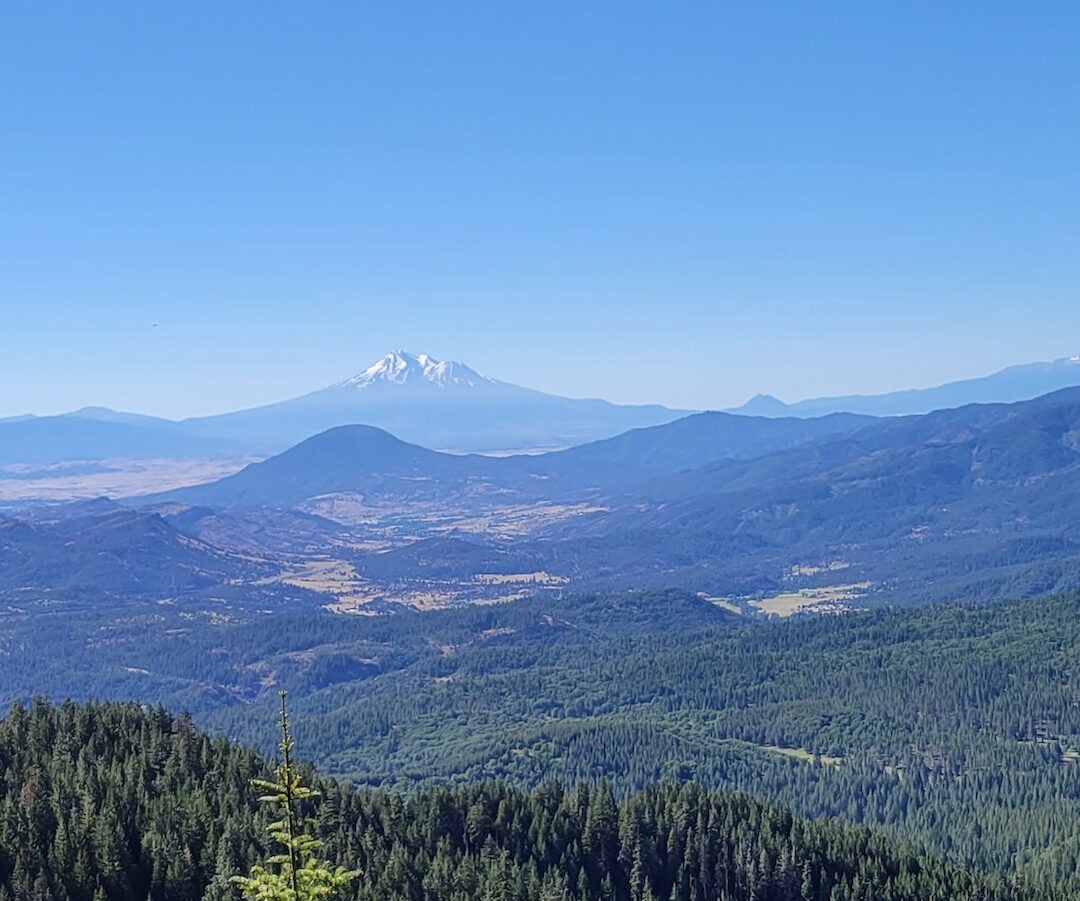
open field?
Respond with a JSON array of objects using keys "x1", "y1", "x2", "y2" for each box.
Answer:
[
  {"x1": 696, "y1": 594, "x2": 742, "y2": 613},
  {"x1": 268, "y1": 556, "x2": 569, "y2": 613},
  {"x1": 784, "y1": 561, "x2": 852, "y2": 578},
  {"x1": 0, "y1": 456, "x2": 258, "y2": 504},
  {"x1": 751, "y1": 582, "x2": 872, "y2": 616},
  {"x1": 762, "y1": 745, "x2": 843, "y2": 767},
  {"x1": 300, "y1": 492, "x2": 607, "y2": 536}
]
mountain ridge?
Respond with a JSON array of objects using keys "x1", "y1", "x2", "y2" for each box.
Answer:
[
  {"x1": 728, "y1": 355, "x2": 1080, "y2": 418},
  {"x1": 141, "y1": 408, "x2": 883, "y2": 509},
  {"x1": 7, "y1": 351, "x2": 1080, "y2": 465}
]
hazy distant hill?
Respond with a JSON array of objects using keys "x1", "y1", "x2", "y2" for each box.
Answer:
[
  {"x1": 547, "y1": 409, "x2": 876, "y2": 476},
  {"x1": 1, "y1": 409, "x2": 879, "y2": 615},
  {"x1": 149, "y1": 424, "x2": 510, "y2": 508},
  {"x1": 0, "y1": 413, "x2": 250, "y2": 464},
  {"x1": 730, "y1": 355, "x2": 1080, "y2": 417},
  {"x1": 145, "y1": 409, "x2": 879, "y2": 509}
]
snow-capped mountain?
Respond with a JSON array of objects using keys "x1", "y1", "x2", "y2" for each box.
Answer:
[
  {"x1": 338, "y1": 351, "x2": 499, "y2": 390},
  {"x1": 175, "y1": 351, "x2": 688, "y2": 453},
  {"x1": 0, "y1": 352, "x2": 688, "y2": 461}
]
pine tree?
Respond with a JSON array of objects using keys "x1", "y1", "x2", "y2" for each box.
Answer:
[{"x1": 231, "y1": 693, "x2": 357, "y2": 901}]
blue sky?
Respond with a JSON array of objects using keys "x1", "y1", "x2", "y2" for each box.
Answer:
[{"x1": 2, "y1": 2, "x2": 1079, "y2": 418}]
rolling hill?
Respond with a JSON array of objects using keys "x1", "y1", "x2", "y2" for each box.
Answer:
[
  {"x1": 0, "y1": 501, "x2": 310, "y2": 607},
  {"x1": 145, "y1": 424, "x2": 506, "y2": 509}
]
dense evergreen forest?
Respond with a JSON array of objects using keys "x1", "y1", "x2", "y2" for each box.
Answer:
[
  {"x1": 6, "y1": 592, "x2": 1080, "y2": 890},
  {"x1": 0, "y1": 700, "x2": 1061, "y2": 901},
  {"x1": 202, "y1": 592, "x2": 1080, "y2": 892}
]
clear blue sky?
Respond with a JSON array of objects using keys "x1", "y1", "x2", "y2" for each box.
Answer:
[{"x1": 2, "y1": 2, "x2": 1079, "y2": 418}]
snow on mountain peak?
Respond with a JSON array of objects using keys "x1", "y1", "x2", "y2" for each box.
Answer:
[{"x1": 338, "y1": 351, "x2": 496, "y2": 390}]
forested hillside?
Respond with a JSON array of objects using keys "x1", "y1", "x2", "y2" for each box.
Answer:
[
  {"x1": 0, "y1": 700, "x2": 1058, "y2": 901},
  {"x1": 6, "y1": 591, "x2": 1080, "y2": 891},
  {"x1": 202, "y1": 593, "x2": 1080, "y2": 891}
]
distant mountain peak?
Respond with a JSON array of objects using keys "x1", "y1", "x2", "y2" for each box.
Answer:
[
  {"x1": 336, "y1": 351, "x2": 497, "y2": 390},
  {"x1": 736, "y1": 393, "x2": 792, "y2": 416}
]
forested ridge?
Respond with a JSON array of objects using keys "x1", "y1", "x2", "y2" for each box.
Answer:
[{"x1": 0, "y1": 700, "x2": 1059, "y2": 901}]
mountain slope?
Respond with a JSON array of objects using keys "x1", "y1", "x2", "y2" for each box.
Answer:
[
  {"x1": 12, "y1": 352, "x2": 1080, "y2": 464},
  {"x1": 546, "y1": 409, "x2": 876, "y2": 476},
  {"x1": 0, "y1": 503, "x2": 273, "y2": 602},
  {"x1": 551, "y1": 387, "x2": 1080, "y2": 603},
  {"x1": 655, "y1": 387, "x2": 1080, "y2": 503},
  {"x1": 729, "y1": 355, "x2": 1080, "y2": 418}
]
